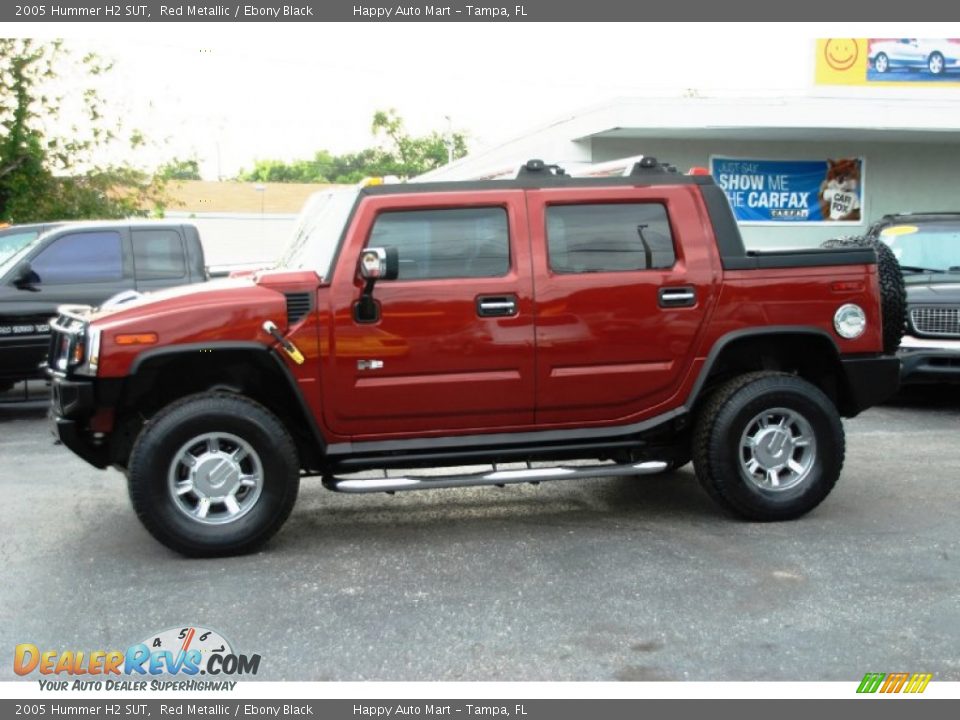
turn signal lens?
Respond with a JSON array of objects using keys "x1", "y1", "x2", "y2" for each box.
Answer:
[
  {"x1": 71, "y1": 340, "x2": 85, "y2": 364},
  {"x1": 115, "y1": 333, "x2": 158, "y2": 345},
  {"x1": 834, "y1": 304, "x2": 867, "y2": 339}
]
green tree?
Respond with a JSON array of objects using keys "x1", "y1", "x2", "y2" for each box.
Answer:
[
  {"x1": 158, "y1": 157, "x2": 202, "y2": 181},
  {"x1": 0, "y1": 38, "x2": 166, "y2": 223},
  {"x1": 238, "y1": 110, "x2": 468, "y2": 184},
  {"x1": 371, "y1": 109, "x2": 468, "y2": 177}
]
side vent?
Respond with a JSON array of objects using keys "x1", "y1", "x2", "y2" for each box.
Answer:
[{"x1": 284, "y1": 292, "x2": 312, "y2": 325}]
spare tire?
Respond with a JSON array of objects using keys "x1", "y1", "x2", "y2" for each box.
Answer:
[{"x1": 821, "y1": 235, "x2": 906, "y2": 354}]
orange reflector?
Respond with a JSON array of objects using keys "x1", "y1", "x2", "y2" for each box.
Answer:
[
  {"x1": 115, "y1": 333, "x2": 158, "y2": 345},
  {"x1": 687, "y1": 167, "x2": 710, "y2": 175},
  {"x1": 831, "y1": 281, "x2": 865, "y2": 292}
]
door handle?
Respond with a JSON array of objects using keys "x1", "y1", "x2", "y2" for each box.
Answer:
[
  {"x1": 477, "y1": 295, "x2": 518, "y2": 317},
  {"x1": 658, "y1": 286, "x2": 696, "y2": 308}
]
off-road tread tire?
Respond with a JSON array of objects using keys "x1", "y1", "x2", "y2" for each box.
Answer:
[
  {"x1": 821, "y1": 235, "x2": 906, "y2": 354},
  {"x1": 692, "y1": 371, "x2": 845, "y2": 521},
  {"x1": 128, "y1": 391, "x2": 299, "y2": 557}
]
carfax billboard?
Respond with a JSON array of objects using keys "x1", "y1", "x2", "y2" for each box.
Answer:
[
  {"x1": 710, "y1": 157, "x2": 864, "y2": 225},
  {"x1": 816, "y1": 38, "x2": 960, "y2": 86}
]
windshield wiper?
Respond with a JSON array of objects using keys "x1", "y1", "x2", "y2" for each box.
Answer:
[{"x1": 900, "y1": 265, "x2": 946, "y2": 274}]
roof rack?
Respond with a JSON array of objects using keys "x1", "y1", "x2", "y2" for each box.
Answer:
[
  {"x1": 517, "y1": 159, "x2": 568, "y2": 177},
  {"x1": 425, "y1": 155, "x2": 686, "y2": 182},
  {"x1": 565, "y1": 155, "x2": 678, "y2": 178}
]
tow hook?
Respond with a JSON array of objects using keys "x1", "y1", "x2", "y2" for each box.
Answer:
[{"x1": 262, "y1": 320, "x2": 305, "y2": 365}]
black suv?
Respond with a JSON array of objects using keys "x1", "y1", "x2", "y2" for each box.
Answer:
[
  {"x1": 0, "y1": 221, "x2": 207, "y2": 392},
  {"x1": 868, "y1": 213, "x2": 960, "y2": 384}
]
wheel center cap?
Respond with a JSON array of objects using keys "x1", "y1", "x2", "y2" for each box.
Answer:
[
  {"x1": 195, "y1": 456, "x2": 240, "y2": 495},
  {"x1": 754, "y1": 428, "x2": 792, "y2": 468}
]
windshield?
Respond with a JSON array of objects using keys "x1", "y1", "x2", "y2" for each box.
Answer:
[
  {"x1": 275, "y1": 188, "x2": 360, "y2": 278},
  {"x1": 0, "y1": 231, "x2": 41, "y2": 277},
  {"x1": 880, "y1": 221, "x2": 960, "y2": 274}
]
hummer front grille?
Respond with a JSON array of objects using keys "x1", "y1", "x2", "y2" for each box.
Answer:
[
  {"x1": 47, "y1": 307, "x2": 90, "y2": 374},
  {"x1": 910, "y1": 306, "x2": 960, "y2": 338}
]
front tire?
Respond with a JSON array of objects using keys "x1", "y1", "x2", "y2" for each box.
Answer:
[
  {"x1": 693, "y1": 372, "x2": 845, "y2": 521},
  {"x1": 874, "y1": 53, "x2": 889, "y2": 73},
  {"x1": 127, "y1": 392, "x2": 299, "y2": 557},
  {"x1": 928, "y1": 52, "x2": 945, "y2": 75}
]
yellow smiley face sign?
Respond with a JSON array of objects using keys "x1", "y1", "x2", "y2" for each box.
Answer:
[
  {"x1": 824, "y1": 38, "x2": 859, "y2": 71},
  {"x1": 816, "y1": 38, "x2": 960, "y2": 87}
]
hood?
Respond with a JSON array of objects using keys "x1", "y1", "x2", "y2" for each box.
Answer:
[
  {"x1": 88, "y1": 276, "x2": 290, "y2": 351},
  {"x1": 905, "y1": 281, "x2": 960, "y2": 304},
  {"x1": 83, "y1": 272, "x2": 322, "y2": 379},
  {"x1": 89, "y1": 277, "x2": 256, "y2": 320}
]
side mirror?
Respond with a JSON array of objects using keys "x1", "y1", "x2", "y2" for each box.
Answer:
[
  {"x1": 355, "y1": 247, "x2": 399, "y2": 324},
  {"x1": 12, "y1": 261, "x2": 39, "y2": 290},
  {"x1": 359, "y1": 247, "x2": 399, "y2": 281}
]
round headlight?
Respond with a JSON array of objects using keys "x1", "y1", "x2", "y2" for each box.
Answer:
[{"x1": 834, "y1": 303, "x2": 866, "y2": 339}]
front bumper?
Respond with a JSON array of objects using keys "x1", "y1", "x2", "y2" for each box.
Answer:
[
  {"x1": 840, "y1": 355, "x2": 901, "y2": 416},
  {"x1": 898, "y1": 336, "x2": 960, "y2": 384},
  {"x1": 50, "y1": 375, "x2": 111, "y2": 469}
]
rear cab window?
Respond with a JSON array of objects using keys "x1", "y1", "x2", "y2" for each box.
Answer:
[
  {"x1": 132, "y1": 229, "x2": 186, "y2": 280},
  {"x1": 546, "y1": 203, "x2": 677, "y2": 273}
]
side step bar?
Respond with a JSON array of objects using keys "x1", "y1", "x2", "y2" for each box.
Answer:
[{"x1": 324, "y1": 461, "x2": 668, "y2": 494}]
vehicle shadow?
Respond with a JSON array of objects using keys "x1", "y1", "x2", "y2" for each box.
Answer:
[
  {"x1": 885, "y1": 384, "x2": 960, "y2": 409},
  {"x1": 277, "y1": 467, "x2": 723, "y2": 549},
  {"x1": 0, "y1": 381, "x2": 50, "y2": 423}
]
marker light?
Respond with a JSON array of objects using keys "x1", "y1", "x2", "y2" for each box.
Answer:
[{"x1": 115, "y1": 333, "x2": 158, "y2": 345}]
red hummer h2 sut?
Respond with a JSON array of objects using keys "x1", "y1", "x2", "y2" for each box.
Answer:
[{"x1": 48, "y1": 158, "x2": 904, "y2": 556}]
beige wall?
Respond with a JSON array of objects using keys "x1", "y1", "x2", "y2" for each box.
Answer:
[{"x1": 166, "y1": 181, "x2": 343, "y2": 214}]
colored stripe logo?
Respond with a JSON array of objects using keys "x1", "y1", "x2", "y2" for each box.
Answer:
[{"x1": 857, "y1": 672, "x2": 932, "y2": 694}]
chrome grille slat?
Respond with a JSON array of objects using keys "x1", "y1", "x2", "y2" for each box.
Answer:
[{"x1": 910, "y1": 306, "x2": 960, "y2": 338}]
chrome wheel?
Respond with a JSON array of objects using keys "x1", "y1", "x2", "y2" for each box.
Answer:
[
  {"x1": 875, "y1": 54, "x2": 888, "y2": 73},
  {"x1": 738, "y1": 407, "x2": 817, "y2": 492},
  {"x1": 167, "y1": 432, "x2": 264, "y2": 525},
  {"x1": 929, "y1": 53, "x2": 944, "y2": 75}
]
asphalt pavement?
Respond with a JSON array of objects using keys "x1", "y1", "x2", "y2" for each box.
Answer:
[{"x1": 1, "y1": 383, "x2": 958, "y2": 681}]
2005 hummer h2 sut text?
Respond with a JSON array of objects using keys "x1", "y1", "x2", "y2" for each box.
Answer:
[{"x1": 48, "y1": 159, "x2": 903, "y2": 556}]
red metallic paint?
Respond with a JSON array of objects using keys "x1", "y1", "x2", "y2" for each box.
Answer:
[
  {"x1": 85, "y1": 183, "x2": 888, "y2": 446},
  {"x1": 322, "y1": 190, "x2": 536, "y2": 437},
  {"x1": 526, "y1": 185, "x2": 719, "y2": 425}
]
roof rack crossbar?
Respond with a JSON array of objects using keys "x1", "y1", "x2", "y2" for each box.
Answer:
[{"x1": 517, "y1": 159, "x2": 568, "y2": 178}]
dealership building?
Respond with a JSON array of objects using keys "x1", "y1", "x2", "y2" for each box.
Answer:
[{"x1": 417, "y1": 93, "x2": 960, "y2": 250}]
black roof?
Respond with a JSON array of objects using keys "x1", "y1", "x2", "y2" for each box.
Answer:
[
  {"x1": 361, "y1": 174, "x2": 711, "y2": 197},
  {"x1": 361, "y1": 157, "x2": 713, "y2": 196}
]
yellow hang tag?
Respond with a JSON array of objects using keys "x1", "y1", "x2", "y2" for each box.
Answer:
[{"x1": 283, "y1": 344, "x2": 305, "y2": 365}]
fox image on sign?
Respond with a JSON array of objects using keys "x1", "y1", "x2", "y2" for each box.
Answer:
[{"x1": 819, "y1": 158, "x2": 862, "y2": 222}]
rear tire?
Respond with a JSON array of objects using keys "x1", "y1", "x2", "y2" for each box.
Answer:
[
  {"x1": 127, "y1": 392, "x2": 299, "y2": 557},
  {"x1": 693, "y1": 372, "x2": 845, "y2": 521},
  {"x1": 821, "y1": 235, "x2": 906, "y2": 354},
  {"x1": 928, "y1": 52, "x2": 945, "y2": 75}
]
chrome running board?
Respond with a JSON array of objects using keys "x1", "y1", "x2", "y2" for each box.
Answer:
[{"x1": 325, "y1": 461, "x2": 668, "y2": 494}]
